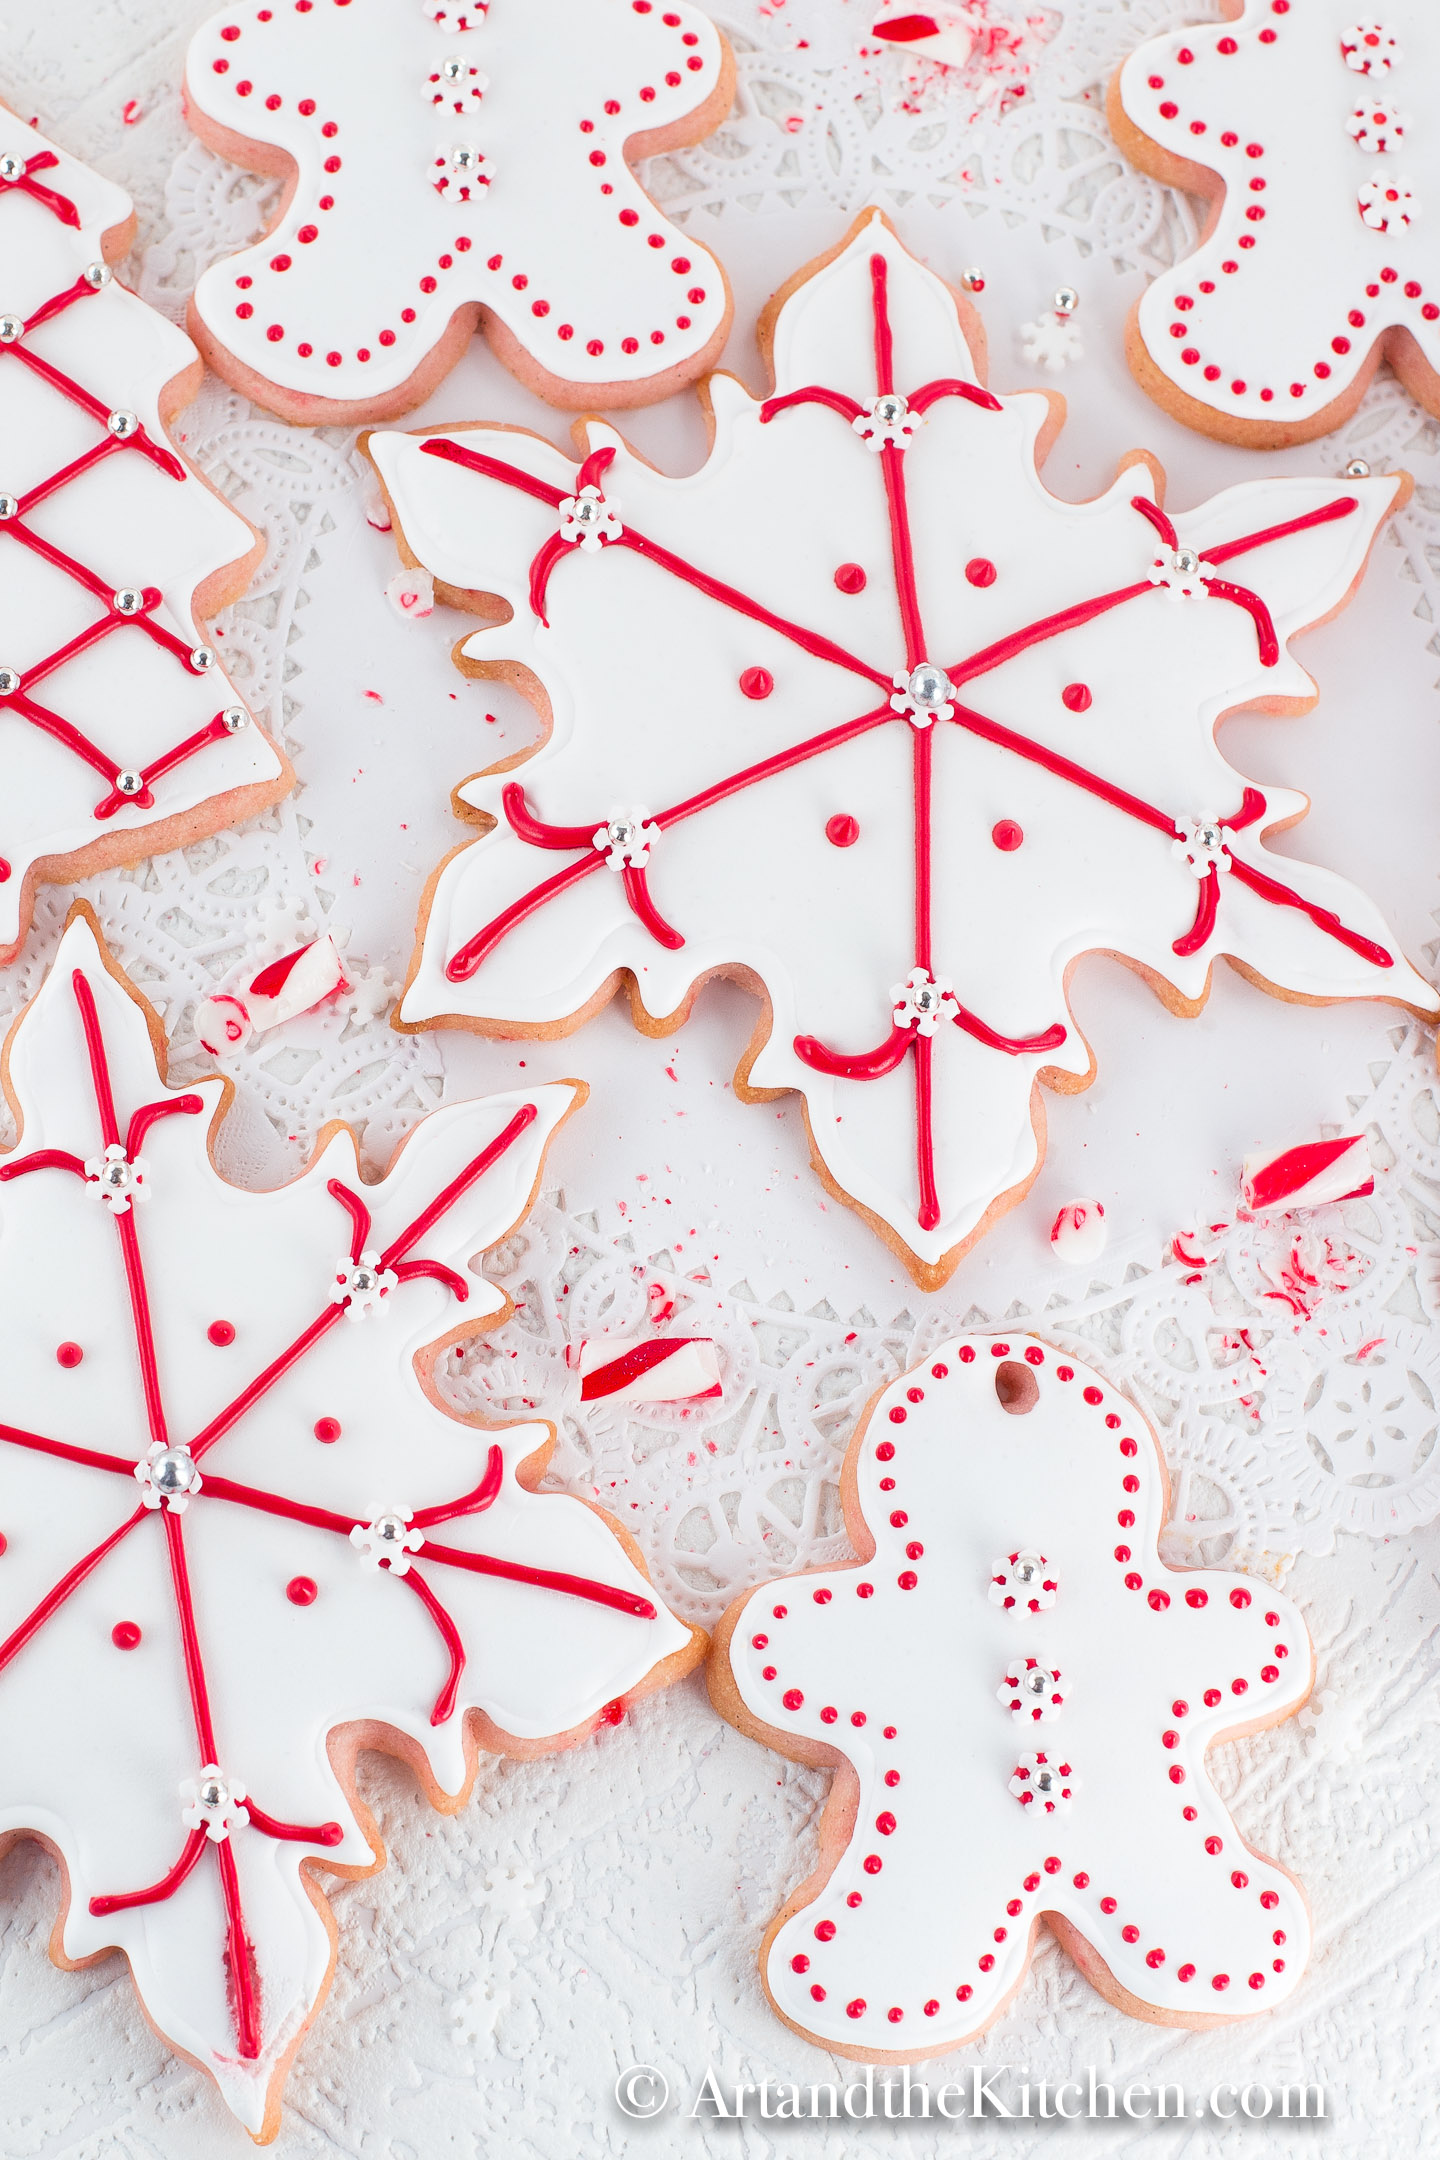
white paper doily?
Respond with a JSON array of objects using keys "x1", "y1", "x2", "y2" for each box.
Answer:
[{"x1": 1, "y1": 1, "x2": 1440, "y2": 2152}]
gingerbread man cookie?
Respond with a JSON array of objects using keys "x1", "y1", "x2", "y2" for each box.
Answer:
[
  {"x1": 183, "y1": 0, "x2": 735, "y2": 423},
  {"x1": 1111, "y1": 2, "x2": 1440, "y2": 445},
  {"x1": 710, "y1": 1334, "x2": 1313, "y2": 2056}
]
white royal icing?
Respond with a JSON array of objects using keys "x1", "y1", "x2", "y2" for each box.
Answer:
[
  {"x1": 1117, "y1": 4, "x2": 1440, "y2": 438},
  {"x1": 0, "y1": 913, "x2": 689, "y2": 2134},
  {"x1": 0, "y1": 111, "x2": 283, "y2": 960},
  {"x1": 185, "y1": 0, "x2": 730, "y2": 407},
  {"x1": 370, "y1": 215, "x2": 1435, "y2": 1282},
  {"x1": 722, "y1": 1334, "x2": 1314, "y2": 2051}
]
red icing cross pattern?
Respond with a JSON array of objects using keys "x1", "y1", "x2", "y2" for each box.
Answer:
[
  {"x1": 1116, "y1": 2, "x2": 1440, "y2": 444},
  {"x1": 0, "y1": 912, "x2": 689, "y2": 2136},
  {"x1": 373, "y1": 214, "x2": 1434, "y2": 1286},
  {"x1": 0, "y1": 114, "x2": 284, "y2": 963},
  {"x1": 184, "y1": 0, "x2": 731, "y2": 413},
  {"x1": 716, "y1": 1334, "x2": 1314, "y2": 2055}
]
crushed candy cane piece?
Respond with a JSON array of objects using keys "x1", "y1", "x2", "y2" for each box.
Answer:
[
  {"x1": 385, "y1": 566, "x2": 435, "y2": 619},
  {"x1": 195, "y1": 935, "x2": 350, "y2": 1055},
  {"x1": 1240, "y1": 1134, "x2": 1374, "y2": 1217},
  {"x1": 1049, "y1": 1197, "x2": 1106, "y2": 1265},
  {"x1": 870, "y1": 4, "x2": 977, "y2": 69},
  {"x1": 569, "y1": 1334, "x2": 722, "y2": 1404}
]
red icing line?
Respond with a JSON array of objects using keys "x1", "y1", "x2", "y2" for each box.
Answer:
[
  {"x1": 794, "y1": 1023, "x2": 914, "y2": 1080},
  {"x1": 0, "y1": 1147, "x2": 87, "y2": 1182},
  {"x1": 761, "y1": 384, "x2": 865, "y2": 426},
  {"x1": 389, "y1": 1255, "x2": 470, "y2": 1299},
  {"x1": 1226, "y1": 855, "x2": 1392, "y2": 969},
  {"x1": 579, "y1": 1340, "x2": 707, "y2": 1400},
  {"x1": 415, "y1": 1536, "x2": 658, "y2": 1620},
  {"x1": 380, "y1": 1104, "x2": 539, "y2": 1268},
  {"x1": 326, "y1": 1177, "x2": 372, "y2": 1265},
  {"x1": 243, "y1": 1799, "x2": 344, "y2": 1846},
  {"x1": 163, "y1": 1507, "x2": 219, "y2": 1763},
  {"x1": 1174, "y1": 865, "x2": 1221, "y2": 957},
  {"x1": 214, "y1": 1832, "x2": 261, "y2": 2060},
  {"x1": 502, "y1": 782, "x2": 598, "y2": 851},
  {"x1": 621, "y1": 861, "x2": 684, "y2": 948},
  {"x1": 906, "y1": 379, "x2": 1004, "y2": 418},
  {"x1": 89, "y1": 1827, "x2": 208, "y2": 1917},
  {"x1": 949, "y1": 700, "x2": 1178, "y2": 839},
  {"x1": 0, "y1": 1508, "x2": 147, "y2": 1680},
  {"x1": 914, "y1": 1032, "x2": 939, "y2": 1233},
  {"x1": 1203, "y1": 576, "x2": 1278, "y2": 666},
  {"x1": 1, "y1": 150, "x2": 81, "y2": 228},
  {"x1": 395, "y1": 1564, "x2": 466, "y2": 1724},
  {"x1": 951, "y1": 1004, "x2": 1067, "y2": 1057},
  {"x1": 410, "y1": 1445, "x2": 504, "y2": 1527},
  {"x1": 1131, "y1": 493, "x2": 1178, "y2": 549},
  {"x1": 127, "y1": 1093, "x2": 204, "y2": 1158},
  {"x1": 1203, "y1": 499, "x2": 1357, "y2": 568}
]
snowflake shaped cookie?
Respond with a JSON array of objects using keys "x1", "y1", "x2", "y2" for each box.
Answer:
[
  {"x1": 183, "y1": 0, "x2": 734, "y2": 422},
  {"x1": 0, "y1": 908, "x2": 697, "y2": 2138},
  {"x1": 369, "y1": 212, "x2": 1435, "y2": 1287},
  {"x1": 1111, "y1": 3, "x2": 1440, "y2": 444},
  {"x1": 0, "y1": 109, "x2": 288, "y2": 966},
  {"x1": 711, "y1": 1334, "x2": 1314, "y2": 2055}
]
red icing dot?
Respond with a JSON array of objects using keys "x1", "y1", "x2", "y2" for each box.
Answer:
[
  {"x1": 287, "y1": 1576, "x2": 318, "y2": 1606},
  {"x1": 791, "y1": 1954, "x2": 809, "y2": 1973},
  {"x1": 965, "y1": 557, "x2": 997, "y2": 587},
  {"x1": 846, "y1": 1999, "x2": 866, "y2": 2019},
  {"x1": 991, "y1": 820, "x2": 1023, "y2": 852},
  {"x1": 782, "y1": 1688, "x2": 804, "y2": 1710},
  {"x1": 815, "y1": 1920, "x2": 836, "y2": 1941},
  {"x1": 826, "y1": 814, "x2": 859, "y2": 848},
  {"x1": 1061, "y1": 680, "x2": 1092, "y2": 712},
  {"x1": 111, "y1": 1621, "x2": 141, "y2": 1649},
  {"x1": 924, "y1": 1999, "x2": 939, "y2": 2016},
  {"x1": 1230, "y1": 1586, "x2": 1251, "y2": 1608},
  {"x1": 835, "y1": 562, "x2": 867, "y2": 593},
  {"x1": 739, "y1": 667, "x2": 774, "y2": 700},
  {"x1": 1185, "y1": 1587, "x2": 1208, "y2": 1608},
  {"x1": 1178, "y1": 1964, "x2": 1195, "y2": 1982},
  {"x1": 56, "y1": 1342, "x2": 83, "y2": 1368},
  {"x1": 314, "y1": 1417, "x2": 342, "y2": 1443},
  {"x1": 207, "y1": 1320, "x2": 236, "y2": 1346}
]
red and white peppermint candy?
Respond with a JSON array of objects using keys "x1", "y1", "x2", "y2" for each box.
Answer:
[
  {"x1": 1239, "y1": 1133, "x2": 1374, "y2": 1217},
  {"x1": 195, "y1": 935, "x2": 350, "y2": 1055},
  {"x1": 869, "y1": 4, "x2": 977, "y2": 70},
  {"x1": 571, "y1": 1334, "x2": 722, "y2": 1405},
  {"x1": 1049, "y1": 1199, "x2": 1106, "y2": 1266}
]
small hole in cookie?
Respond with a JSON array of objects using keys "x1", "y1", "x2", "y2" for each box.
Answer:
[{"x1": 995, "y1": 1361, "x2": 1039, "y2": 1415}]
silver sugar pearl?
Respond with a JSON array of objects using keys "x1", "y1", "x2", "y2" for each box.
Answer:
[
  {"x1": 1171, "y1": 547, "x2": 1200, "y2": 577},
  {"x1": 607, "y1": 817, "x2": 637, "y2": 848},
  {"x1": 152, "y1": 1446, "x2": 197, "y2": 1496},
  {"x1": 906, "y1": 661, "x2": 952, "y2": 710},
  {"x1": 220, "y1": 705, "x2": 249, "y2": 733},
  {"x1": 0, "y1": 315, "x2": 24, "y2": 345},
  {"x1": 373, "y1": 1511, "x2": 408, "y2": 1546},
  {"x1": 107, "y1": 408, "x2": 140, "y2": 439},
  {"x1": 1193, "y1": 821, "x2": 1223, "y2": 851},
  {"x1": 0, "y1": 666, "x2": 21, "y2": 695},
  {"x1": 449, "y1": 143, "x2": 483, "y2": 173},
  {"x1": 113, "y1": 587, "x2": 145, "y2": 615},
  {"x1": 115, "y1": 770, "x2": 145, "y2": 797},
  {"x1": 1034, "y1": 1765, "x2": 1057, "y2": 1794},
  {"x1": 350, "y1": 1265, "x2": 381, "y2": 1295},
  {"x1": 1054, "y1": 285, "x2": 1080, "y2": 317},
  {"x1": 1021, "y1": 1667, "x2": 1051, "y2": 1698},
  {"x1": 960, "y1": 267, "x2": 985, "y2": 292},
  {"x1": 190, "y1": 645, "x2": 216, "y2": 674},
  {"x1": 440, "y1": 54, "x2": 468, "y2": 82},
  {"x1": 100, "y1": 1157, "x2": 132, "y2": 1189},
  {"x1": 83, "y1": 261, "x2": 112, "y2": 291},
  {"x1": 0, "y1": 493, "x2": 19, "y2": 520},
  {"x1": 1012, "y1": 1555, "x2": 1042, "y2": 1587},
  {"x1": 1344, "y1": 457, "x2": 1371, "y2": 478},
  {"x1": 573, "y1": 495, "x2": 604, "y2": 526},
  {"x1": 873, "y1": 392, "x2": 908, "y2": 427},
  {"x1": 0, "y1": 154, "x2": 23, "y2": 183},
  {"x1": 198, "y1": 1774, "x2": 228, "y2": 1812}
]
